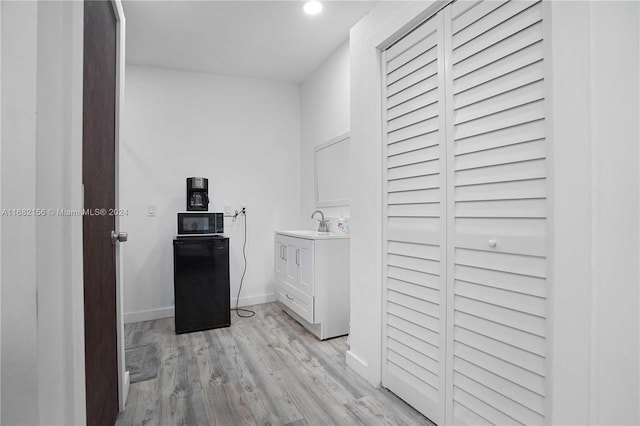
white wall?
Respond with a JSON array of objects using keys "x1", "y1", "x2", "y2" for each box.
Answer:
[
  {"x1": 1, "y1": 3, "x2": 39, "y2": 423},
  {"x1": 349, "y1": 0, "x2": 640, "y2": 423},
  {"x1": 35, "y1": 2, "x2": 86, "y2": 423},
  {"x1": 589, "y1": 4, "x2": 640, "y2": 420},
  {"x1": 300, "y1": 40, "x2": 350, "y2": 229},
  {"x1": 1, "y1": 1, "x2": 86, "y2": 424},
  {"x1": 121, "y1": 65, "x2": 301, "y2": 322},
  {"x1": 549, "y1": 1, "x2": 640, "y2": 424}
]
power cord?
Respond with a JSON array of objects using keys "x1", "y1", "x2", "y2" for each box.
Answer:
[{"x1": 231, "y1": 208, "x2": 255, "y2": 318}]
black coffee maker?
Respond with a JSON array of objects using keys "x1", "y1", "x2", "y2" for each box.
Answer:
[{"x1": 186, "y1": 177, "x2": 209, "y2": 211}]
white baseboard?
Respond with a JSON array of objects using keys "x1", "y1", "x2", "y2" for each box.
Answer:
[
  {"x1": 232, "y1": 293, "x2": 276, "y2": 308},
  {"x1": 122, "y1": 371, "x2": 130, "y2": 411},
  {"x1": 124, "y1": 306, "x2": 174, "y2": 324},
  {"x1": 346, "y1": 350, "x2": 370, "y2": 382},
  {"x1": 123, "y1": 293, "x2": 277, "y2": 324}
]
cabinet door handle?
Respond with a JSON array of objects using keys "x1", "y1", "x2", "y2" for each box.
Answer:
[
  {"x1": 280, "y1": 245, "x2": 284, "y2": 259},
  {"x1": 283, "y1": 246, "x2": 287, "y2": 261},
  {"x1": 296, "y1": 248, "x2": 300, "y2": 265},
  {"x1": 285, "y1": 294, "x2": 294, "y2": 301}
]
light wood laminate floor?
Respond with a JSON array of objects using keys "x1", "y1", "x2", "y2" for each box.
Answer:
[{"x1": 117, "y1": 302, "x2": 434, "y2": 426}]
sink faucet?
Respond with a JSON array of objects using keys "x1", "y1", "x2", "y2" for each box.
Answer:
[{"x1": 311, "y1": 210, "x2": 329, "y2": 232}]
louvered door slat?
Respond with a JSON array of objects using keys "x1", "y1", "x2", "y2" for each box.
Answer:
[
  {"x1": 453, "y1": 1, "x2": 538, "y2": 48},
  {"x1": 454, "y1": 399, "x2": 493, "y2": 426},
  {"x1": 388, "y1": 79, "x2": 439, "y2": 109},
  {"x1": 453, "y1": 386, "x2": 518, "y2": 426},
  {"x1": 455, "y1": 341, "x2": 545, "y2": 396},
  {"x1": 454, "y1": 21, "x2": 543, "y2": 78},
  {"x1": 388, "y1": 133, "x2": 440, "y2": 157},
  {"x1": 454, "y1": 100, "x2": 545, "y2": 140},
  {"x1": 388, "y1": 92, "x2": 439, "y2": 121},
  {"x1": 455, "y1": 139, "x2": 546, "y2": 171},
  {"x1": 453, "y1": 371, "x2": 543, "y2": 424},
  {"x1": 389, "y1": 279, "x2": 440, "y2": 307},
  {"x1": 389, "y1": 337, "x2": 440, "y2": 375},
  {"x1": 389, "y1": 240, "x2": 440, "y2": 259},
  {"x1": 454, "y1": 198, "x2": 546, "y2": 218},
  {"x1": 454, "y1": 117, "x2": 545, "y2": 154},
  {"x1": 451, "y1": 0, "x2": 506, "y2": 34},
  {"x1": 388, "y1": 313, "x2": 440, "y2": 348},
  {"x1": 388, "y1": 158, "x2": 440, "y2": 179},
  {"x1": 382, "y1": 11, "x2": 447, "y2": 425},
  {"x1": 388, "y1": 253, "x2": 440, "y2": 275},
  {"x1": 389, "y1": 103, "x2": 440, "y2": 133},
  {"x1": 455, "y1": 280, "x2": 546, "y2": 317},
  {"x1": 454, "y1": 326, "x2": 546, "y2": 376},
  {"x1": 452, "y1": 1, "x2": 542, "y2": 65},
  {"x1": 453, "y1": 42, "x2": 544, "y2": 94},
  {"x1": 455, "y1": 177, "x2": 545, "y2": 203},
  {"x1": 445, "y1": 2, "x2": 548, "y2": 424},
  {"x1": 454, "y1": 359, "x2": 545, "y2": 419},
  {"x1": 389, "y1": 187, "x2": 441, "y2": 204},
  {"x1": 455, "y1": 159, "x2": 545, "y2": 188},
  {"x1": 387, "y1": 21, "x2": 439, "y2": 68},
  {"x1": 389, "y1": 145, "x2": 440, "y2": 169},
  {"x1": 388, "y1": 60, "x2": 439, "y2": 97},
  {"x1": 388, "y1": 47, "x2": 438, "y2": 83},
  {"x1": 389, "y1": 326, "x2": 440, "y2": 361},
  {"x1": 455, "y1": 310, "x2": 546, "y2": 357},
  {"x1": 454, "y1": 64, "x2": 544, "y2": 111}
]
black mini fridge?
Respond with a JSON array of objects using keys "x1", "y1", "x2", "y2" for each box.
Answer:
[{"x1": 173, "y1": 236, "x2": 230, "y2": 333}]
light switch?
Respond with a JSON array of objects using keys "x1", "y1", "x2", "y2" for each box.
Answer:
[
  {"x1": 224, "y1": 205, "x2": 232, "y2": 215},
  {"x1": 147, "y1": 205, "x2": 157, "y2": 217}
]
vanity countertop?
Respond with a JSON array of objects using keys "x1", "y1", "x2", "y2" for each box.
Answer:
[{"x1": 275, "y1": 230, "x2": 350, "y2": 240}]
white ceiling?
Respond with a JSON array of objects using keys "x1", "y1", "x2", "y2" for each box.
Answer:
[{"x1": 123, "y1": 1, "x2": 378, "y2": 83}]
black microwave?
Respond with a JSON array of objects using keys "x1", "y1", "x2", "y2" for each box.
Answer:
[{"x1": 177, "y1": 212, "x2": 223, "y2": 236}]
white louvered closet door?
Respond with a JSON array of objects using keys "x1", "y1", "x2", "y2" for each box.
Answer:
[
  {"x1": 382, "y1": 12, "x2": 448, "y2": 426},
  {"x1": 382, "y1": 1, "x2": 549, "y2": 425},
  {"x1": 444, "y1": 1, "x2": 547, "y2": 424}
]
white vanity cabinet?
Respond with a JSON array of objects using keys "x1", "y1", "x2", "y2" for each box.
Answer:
[{"x1": 274, "y1": 231, "x2": 349, "y2": 340}]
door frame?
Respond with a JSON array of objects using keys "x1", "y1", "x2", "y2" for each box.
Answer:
[{"x1": 111, "y1": 0, "x2": 128, "y2": 412}]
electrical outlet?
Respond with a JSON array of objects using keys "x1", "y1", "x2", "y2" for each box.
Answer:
[
  {"x1": 224, "y1": 205, "x2": 232, "y2": 215},
  {"x1": 147, "y1": 205, "x2": 157, "y2": 217}
]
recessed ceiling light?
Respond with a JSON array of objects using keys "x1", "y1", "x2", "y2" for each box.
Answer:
[{"x1": 303, "y1": 1, "x2": 323, "y2": 15}]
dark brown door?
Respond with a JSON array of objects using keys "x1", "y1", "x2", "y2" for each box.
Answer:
[{"x1": 83, "y1": 1, "x2": 119, "y2": 425}]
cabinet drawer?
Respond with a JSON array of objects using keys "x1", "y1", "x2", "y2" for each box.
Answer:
[{"x1": 276, "y1": 279, "x2": 314, "y2": 324}]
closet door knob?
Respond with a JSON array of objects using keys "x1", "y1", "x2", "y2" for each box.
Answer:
[{"x1": 488, "y1": 239, "x2": 498, "y2": 248}]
